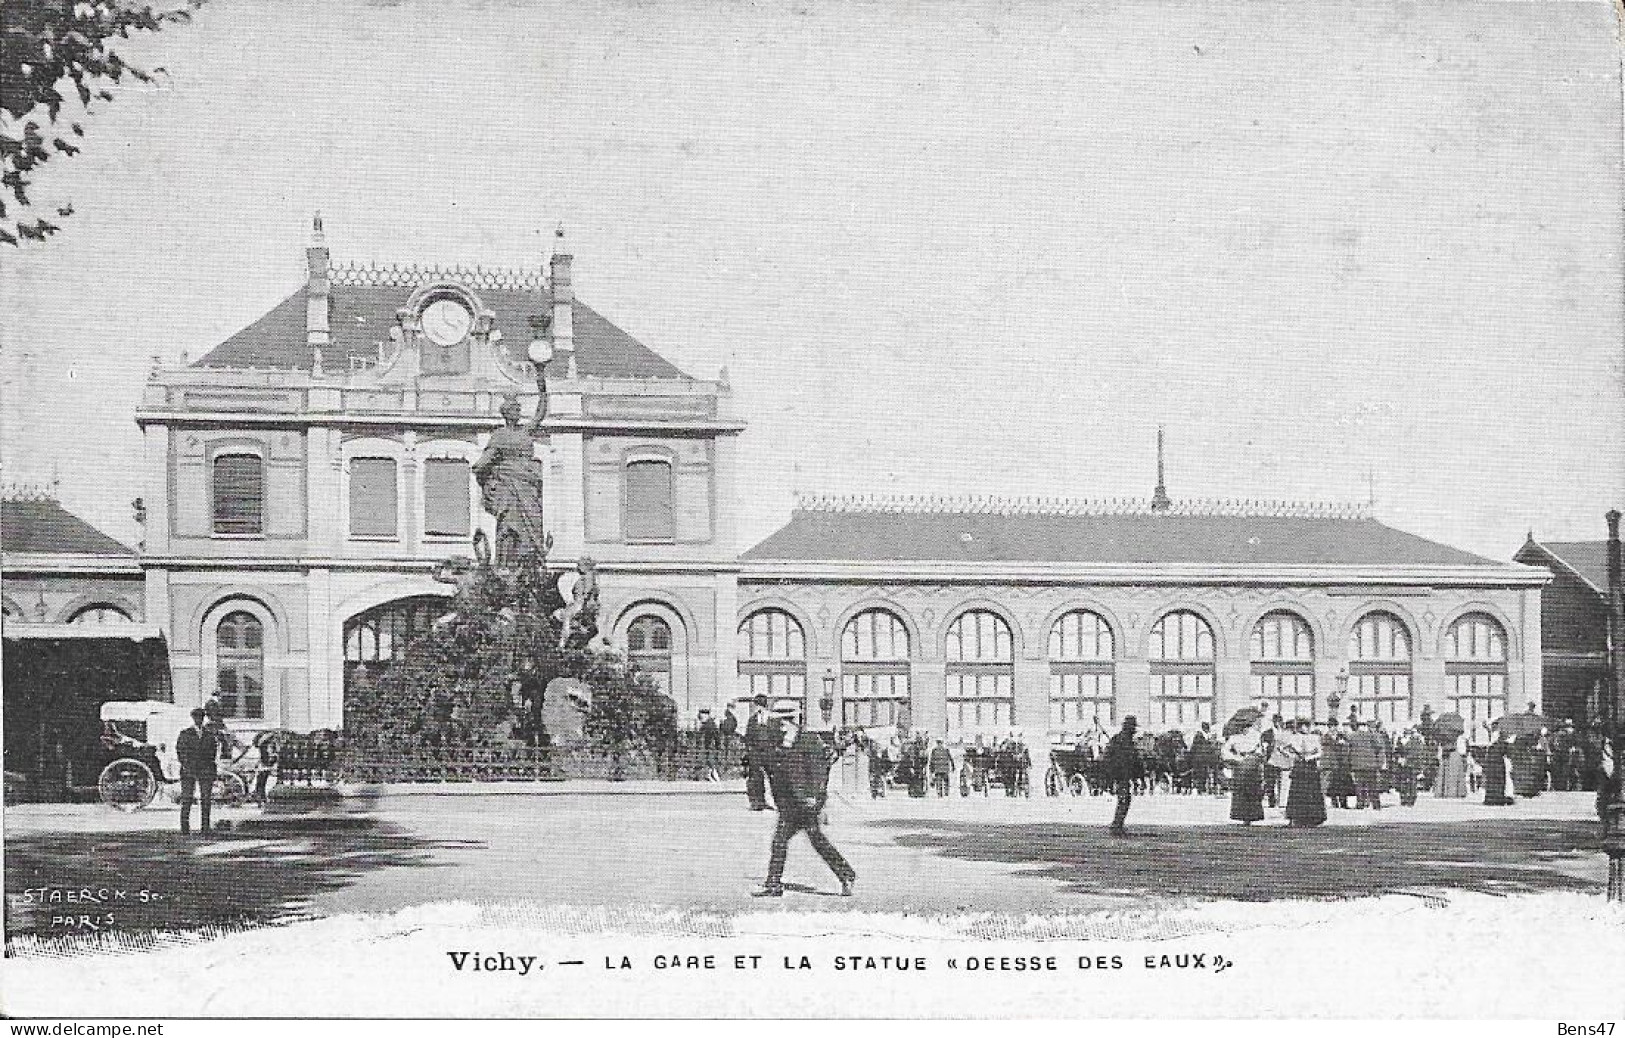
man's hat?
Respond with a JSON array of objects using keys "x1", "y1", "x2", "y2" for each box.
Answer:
[
  {"x1": 1122, "y1": 715, "x2": 1138, "y2": 729},
  {"x1": 752, "y1": 694, "x2": 769, "y2": 707},
  {"x1": 190, "y1": 707, "x2": 207, "y2": 721}
]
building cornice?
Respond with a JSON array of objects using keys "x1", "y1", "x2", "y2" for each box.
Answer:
[
  {"x1": 1, "y1": 553, "x2": 143, "y2": 576},
  {"x1": 132, "y1": 411, "x2": 745, "y2": 435},
  {"x1": 139, "y1": 556, "x2": 742, "y2": 574},
  {"x1": 736, "y1": 559, "x2": 1552, "y2": 588}
]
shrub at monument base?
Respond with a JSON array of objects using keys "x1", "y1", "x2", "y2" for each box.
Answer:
[{"x1": 342, "y1": 554, "x2": 677, "y2": 775}]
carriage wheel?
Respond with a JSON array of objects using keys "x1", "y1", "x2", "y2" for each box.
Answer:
[
  {"x1": 214, "y1": 772, "x2": 248, "y2": 807},
  {"x1": 1044, "y1": 765, "x2": 1062, "y2": 797},
  {"x1": 99, "y1": 759, "x2": 157, "y2": 812},
  {"x1": 1068, "y1": 773, "x2": 1086, "y2": 797}
]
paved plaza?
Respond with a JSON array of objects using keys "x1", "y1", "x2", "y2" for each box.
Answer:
[{"x1": 4, "y1": 784, "x2": 1611, "y2": 942}]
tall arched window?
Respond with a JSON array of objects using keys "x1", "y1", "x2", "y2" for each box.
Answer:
[
  {"x1": 627, "y1": 614, "x2": 674, "y2": 696},
  {"x1": 1445, "y1": 612, "x2": 1508, "y2": 724},
  {"x1": 68, "y1": 604, "x2": 133, "y2": 625},
  {"x1": 1251, "y1": 611, "x2": 1315, "y2": 722},
  {"x1": 1348, "y1": 610, "x2": 1413, "y2": 723},
  {"x1": 216, "y1": 611, "x2": 264, "y2": 719},
  {"x1": 841, "y1": 609, "x2": 910, "y2": 728},
  {"x1": 1048, "y1": 610, "x2": 1115, "y2": 735},
  {"x1": 945, "y1": 609, "x2": 1014, "y2": 734},
  {"x1": 737, "y1": 608, "x2": 806, "y2": 707},
  {"x1": 1149, "y1": 610, "x2": 1215, "y2": 727}
]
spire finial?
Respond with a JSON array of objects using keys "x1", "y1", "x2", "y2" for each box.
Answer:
[
  {"x1": 312, "y1": 211, "x2": 325, "y2": 242},
  {"x1": 1151, "y1": 425, "x2": 1172, "y2": 513}
]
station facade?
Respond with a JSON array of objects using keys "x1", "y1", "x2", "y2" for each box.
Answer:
[{"x1": 5, "y1": 222, "x2": 1550, "y2": 779}]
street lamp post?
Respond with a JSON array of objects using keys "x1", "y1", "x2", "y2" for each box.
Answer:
[
  {"x1": 820, "y1": 669, "x2": 837, "y2": 728},
  {"x1": 1603, "y1": 510, "x2": 1625, "y2": 902}
]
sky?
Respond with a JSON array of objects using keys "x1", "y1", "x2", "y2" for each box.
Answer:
[{"x1": 1, "y1": 0, "x2": 1622, "y2": 560}]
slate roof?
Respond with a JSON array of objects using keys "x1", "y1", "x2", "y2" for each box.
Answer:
[
  {"x1": 1517, "y1": 540, "x2": 1611, "y2": 594},
  {"x1": 191, "y1": 270, "x2": 690, "y2": 379},
  {"x1": 742, "y1": 504, "x2": 1502, "y2": 567},
  {"x1": 1, "y1": 498, "x2": 134, "y2": 556}
]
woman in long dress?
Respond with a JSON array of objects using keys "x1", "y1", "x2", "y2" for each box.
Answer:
[
  {"x1": 1483, "y1": 730, "x2": 1514, "y2": 806},
  {"x1": 1511, "y1": 733, "x2": 1543, "y2": 798},
  {"x1": 1224, "y1": 722, "x2": 1267, "y2": 824},
  {"x1": 1284, "y1": 719, "x2": 1326, "y2": 827},
  {"x1": 1436, "y1": 732, "x2": 1468, "y2": 798}
]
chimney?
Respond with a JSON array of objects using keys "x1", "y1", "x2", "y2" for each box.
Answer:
[
  {"x1": 305, "y1": 212, "x2": 330, "y2": 363},
  {"x1": 549, "y1": 223, "x2": 573, "y2": 357},
  {"x1": 1150, "y1": 425, "x2": 1172, "y2": 513}
]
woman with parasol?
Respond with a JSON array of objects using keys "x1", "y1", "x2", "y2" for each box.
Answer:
[
  {"x1": 1221, "y1": 709, "x2": 1268, "y2": 824},
  {"x1": 1432, "y1": 711, "x2": 1469, "y2": 798},
  {"x1": 1501, "y1": 707, "x2": 1548, "y2": 798}
]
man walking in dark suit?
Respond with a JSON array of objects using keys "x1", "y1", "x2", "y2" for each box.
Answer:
[
  {"x1": 755, "y1": 713, "x2": 856, "y2": 898},
  {"x1": 1102, "y1": 715, "x2": 1144, "y2": 835},
  {"x1": 176, "y1": 707, "x2": 221, "y2": 835},
  {"x1": 743, "y1": 694, "x2": 778, "y2": 810},
  {"x1": 1347, "y1": 719, "x2": 1387, "y2": 810}
]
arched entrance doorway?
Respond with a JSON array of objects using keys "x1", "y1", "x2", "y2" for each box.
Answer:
[{"x1": 342, "y1": 595, "x2": 453, "y2": 706}]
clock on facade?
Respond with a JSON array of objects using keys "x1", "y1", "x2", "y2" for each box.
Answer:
[{"x1": 421, "y1": 298, "x2": 474, "y2": 346}]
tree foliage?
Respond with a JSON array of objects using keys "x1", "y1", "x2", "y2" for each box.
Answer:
[
  {"x1": 344, "y1": 550, "x2": 677, "y2": 767},
  {"x1": 1, "y1": 0, "x2": 202, "y2": 245}
]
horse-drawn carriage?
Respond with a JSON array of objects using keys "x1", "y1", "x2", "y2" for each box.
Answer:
[
  {"x1": 1044, "y1": 744, "x2": 1094, "y2": 796},
  {"x1": 95, "y1": 701, "x2": 257, "y2": 811}
]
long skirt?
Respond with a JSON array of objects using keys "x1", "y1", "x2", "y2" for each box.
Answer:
[
  {"x1": 1230, "y1": 759, "x2": 1265, "y2": 823},
  {"x1": 1436, "y1": 751, "x2": 1467, "y2": 798},
  {"x1": 1284, "y1": 760, "x2": 1326, "y2": 827},
  {"x1": 1483, "y1": 754, "x2": 1512, "y2": 806},
  {"x1": 1512, "y1": 753, "x2": 1543, "y2": 798}
]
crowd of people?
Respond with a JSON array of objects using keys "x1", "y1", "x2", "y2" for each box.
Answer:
[
  {"x1": 859, "y1": 731, "x2": 1037, "y2": 799},
  {"x1": 1063, "y1": 702, "x2": 1621, "y2": 831}
]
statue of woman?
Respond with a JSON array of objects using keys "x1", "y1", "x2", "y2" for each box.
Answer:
[{"x1": 473, "y1": 373, "x2": 549, "y2": 568}]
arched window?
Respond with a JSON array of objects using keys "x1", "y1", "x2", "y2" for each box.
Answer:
[
  {"x1": 1048, "y1": 610, "x2": 1115, "y2": 736},
  {"x1": 627, "y1": 614, "x2": 674, "y2": 696},
  {"x1": 945, "y1": 609, "x2": 1014, "y2": 734},
  {"x1": 737, "y1": 608, "x2": 806, "y2": 707},
  {"x1": 841, "y1": 609, "x2": 910, "y2": 728},
  {"x1": 1348, "y1": 611, "x2": 1412, "y2": 724},
  {"x1": 68, "y1": 603, "x2": 133, "y2": 625},
  {"x1": 1445, "y1": 612, "x2": 1508, "y2": 724},
  {"x1": 1251, "y1": 611, "x2": 1315, "y2": 722},
  {"x1": 1149, "y1": 610, "x2": 1215, "y2": 727},
  {"x1": 216, "y1": 611, "x2": 264, "y2": 719},
  {"x1": 212, "y1": 453, "x2": 264, "y2": 535}
]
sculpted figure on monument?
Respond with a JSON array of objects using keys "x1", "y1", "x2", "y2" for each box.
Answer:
[{"x1": 473, "y1": 370, "x2": 549, "y2": 569}]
